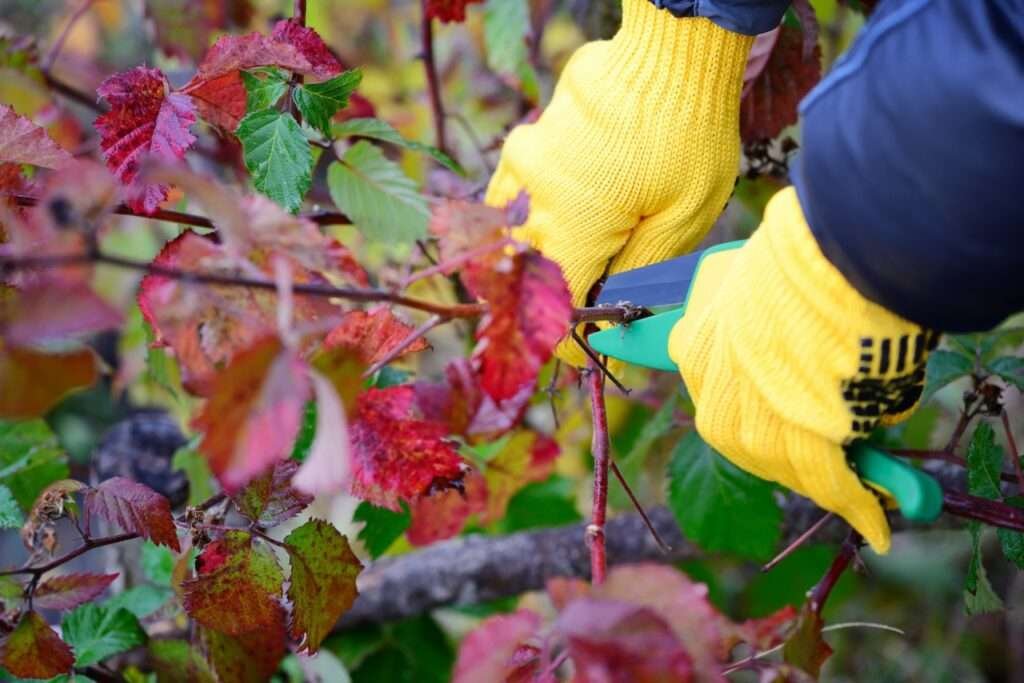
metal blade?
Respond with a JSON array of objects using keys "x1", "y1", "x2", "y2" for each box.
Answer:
[{"x1": 595, "y1": 252, "x2": 700, "y2": 307}]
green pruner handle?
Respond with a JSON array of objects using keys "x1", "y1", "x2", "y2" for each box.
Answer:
[{"x1": 847, "y1": 443, "x2": 943, "y2": 523}]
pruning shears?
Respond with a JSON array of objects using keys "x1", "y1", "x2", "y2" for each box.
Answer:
[{"x1": 587, "y1": 240, "x2": 943, "y2": 523}]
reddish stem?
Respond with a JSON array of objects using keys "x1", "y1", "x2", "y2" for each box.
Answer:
[
  {"x1": 808, "y1": 531, "x2": 859, "y2": 615},
  {"x1": 399, "y1": 239, "x2": 512, "y2": 289},
  {"x1": 762, "y1": 512, "x2": 835, "y2": 573},
  {"x1": 944, "y1": 490, "x2": 1024, "y2": 532},
  {"x1": 420, "y1": 0, "x2": 449, "y2": 155},
  {"x1": 0, "y1": 532, "x2": 138, "y2": 578},
  {"x1": 1002, "y1": 410, "x2": 1024, "y2": 496},
  {"x1": 587, "y1": 362, "x2": 610, "y2": 585}
]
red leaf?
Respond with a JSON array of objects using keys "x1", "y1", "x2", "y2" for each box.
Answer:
[
  {"x1": 0, "y1": 611, "x2": 74, "y2": 679},
  {"x1": 406, "y1": 468, "x2": 486, "y2": 546},
  {"x1": 200, "y1": 614, "x2": 287, "y2": 683},
  {"x1": 324, "y1": 308, "x2": 429, "y2": 366},
  {"x1": 192, "y1": 338, "x2": 310, "y2": 492},
  {"x1": 425, "y1": 0, "x2": 484, "y2": 23},
  {"x1": 349, "y1": 386, "x2": 465, "y2": 510},
  {"x1": 1, "y1": 284, "x2": 122, "y2": 346},
  {"x1": 463, "y1": 249, "x2": 572, "y2": 402},
  {"x1": 233, "y1": 459, "x2": 313, "y2": 526},
  {"x1": 271, "y1": 20, "x2": 342, "y2": 80},
  {"x1": 740, "y1": 25, "x2": 822, "y2": 144},
  {"x1": 85, "y1": 476, "x2": 180, "y2": 551},
  {"x1": 453, "y1": 609, "x2": 543, "y2": 683},
  {"x1": 185, "y1": 72, "x2": 248, "y2": 132},
  {"x1": 0, "y1": 343, "x2": 98, "y2": 419},
  {"x1": 284, "y1": 519, "x2": 362, "y2": 653},
  {"x1": 558, "y1": 599, "x2": 695, "y2": 682},
  {"x1": 429, "y1": 199, "x2": 508, "y2": 264},
  {"x1": 32, "y1": 572, "x2": 119, "y2": 611},
  {"x1": 415, "y1": 358, "x2": 530, "y2": 440},
  {"x1": 782, "y1": 606, "x2": 833, "y2": 677},
  {"x1": 0, "y1": 104, "x2": 71, "y2": 169},
  {"x1": 292, "y1": 370, "x2": 353, "y2": 496},
  {"x1": 95, "y1": 66, "x2": 197, "y2": 214},
  {"x1": 147, "y1": 0, "x2": 252, "y2": 61},
  {"x1": 183, "y1": 530, "x2": 284, "y2": 635},
  {"x1": 732, "y1": 605, "x2": 799, "y2": 652}
]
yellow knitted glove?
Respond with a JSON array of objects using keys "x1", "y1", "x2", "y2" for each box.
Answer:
[
  {"x1": 486, "y1": 0, "x2": 753, "y2": 366},
  {"x1": 669, "y1": 187, "x2": 938, "y2": 554}
]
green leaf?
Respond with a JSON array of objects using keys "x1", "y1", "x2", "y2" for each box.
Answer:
[
  {"x1": 350, "y1": 616, "x2": 453, "y2": 683},
  {"x1": 0, "y1": 482, "x2": 23, "y2": 528},
  {"x1": 242, "y1": 68, "x2": 289, "y2": 113},
  {"x1": 61, "y1": 604, "x2": 147, "y2": 667},
  {"x1": 290, "y1": 400, "x2": 317, "y2": 462},
  {"x1": 483, "y1": 0, "x2": 539, "y2": 101},
  {"x1": 922, "y1": 350, "x2": 973, "y2": 403},
  {"x1": 236, "y1": 109, "x2": 312, "y2": 213},
  {"x1": 292, "y1": 69, "x2": 362, "y2": 136},
  {"x1": 354, "y1": 501, "x2": 410, "y2": 559},
  {"x1": 998, "y1": 496, "x2": 1024, "y2": 570},
  {"x1": 0, "y1": 575, "x2": 24, "y2": 602},
  {"x1": 964, "y1": 523, "x2": 1003, "y2": 615},
  {"x1": 743, "y1": 545, "x2": 855, "y2": 618},
  {"x1": 141, "y1": 541, "x2": 175, "y2": 586},
  {"x1": 149, "y1": 639, "x2": 217, "y2": 683},
  {"x1": 333, "y1": 117, "x2": 464, "y2": 175},
  {"x1": 667, "y1": 431, "x2": 782, "y2": 561},
  {"x1": 327, "y1": 141, "x2": 429, "y2": 242},
  {"x1": 0, "y1": 419, "x2": 69, "y2": 511},
  {"x1": 171, "y1": 440, "x2": 216, "y2": 506},
  {"x1": 284, "y1": 519, "x2": 363, "y2": 653},
  {"x1": 987, "y1": 356, "x2": 1024, "y2": 392},
  {"x1": 966, "y1": 422, "x2": 1003, "y2": 501},
  {"x1": 979, "y1": 327, "x2": 1024, "y2": 362},
  {"x1": 102, "y1": 584, "x2": 173, "y2": 619},
  {"x1": 502, "y1": 477, "x2": 581, "y2": 533}
]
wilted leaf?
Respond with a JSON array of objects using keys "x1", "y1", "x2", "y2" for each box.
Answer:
[
  {"x1": 84, "y1": 476, "x2": 180, "y2": 551},
  {"x1": 182, "y1": 530, "x2": 284, "y2": 635},
  {"x1": 284, "y1": 519, "x2": 362, "y2": 653},
  {"x1": 271, "y1": 19, "x2": 343, "y2": 79},
  {"x1": 33, "y1": 573, "x2": 119, "y2": 611},
  {"x1": 200, "y1": 616, "x2": 288, "y2": 683},
  {"x1": 354, "y1": 501, "x2": 410, "y2": 559},
  {"x1": 462, "y1": 249, "x2": 572, "y2": 402},
  {"x1": 292, "y1": 370, "x2": 352, "y2": 496},
  {"x1": 324, "y1": 308, "x2": 429, "y2": 366},
  {"x1": 922, "y1": 350, "x2": 973, "y2": 403},
  {"x1": 668, "y1": 431, "x2": 782, "y2": 561},
  {"x1": 236, "y1": 109, "x2": 312, "y2": 213},
  {"x1": 453, "y1": 609, "x2": 542, "y2": 683},
  {"x1": 350, "y1": 386, "x2": 465, "y2": 509},
  {"x1": 193, "y1": 338, "x2": 310, "y2": 491},
  {"x1": 61, "y1": 603, "x2": 147, "y2": 667},
  {"x1": 782, "y1": 607, "x2": 833, "y2": 677},
  {"x1": 292, "y1": 70, "x2": 362, "y2": 136},
  {"x1": 406, "y1": 468, "x2": 486, "y2": 546},
  {"x1": 327, "y1": 141, "x2": 430, "y2": 242},
  {"x1": 741, "y1": 25, "x2": 821, "y2": 143},
  {"x1": 334, "y1": 117, "x2": 463, "y2": 175},
  {"x1": 0, "y1": 611, "x2": 74, "y2": 678},
  {"x1": 0, "y1": 343, "x2": 98, "y2": 420},
  {"x1": 234, "y1": 459, "x2": 313, "y2": 526},
  {"x1": 0, "y1": 104, "x2": 71, "y2": 168},
  {"x1": 95, "y1": 66, "x2": 197, "y2": 213}
]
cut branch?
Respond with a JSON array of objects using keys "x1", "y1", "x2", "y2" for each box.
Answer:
[{"x1": 587, "y1": 363, "x2": 610, "y2": 585}]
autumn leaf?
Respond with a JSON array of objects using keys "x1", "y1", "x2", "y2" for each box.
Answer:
[
  {"x1": 192, "y1": 338, "x2": 311, "y2": 491},
  {"x1": 426, "y1": 0, "x2": 484, "y2": 23},
  {"x1": 200, "y1": 618, "x2": 288, "y2": 683},
  {"x1": 349, "y1": 386, "x2": 465, "y2": 509},
  {"x1": 149, "y1": 638, "x2": 218, "y2": 683},
  {"x1": 453, "y1": 609, "x2": 542, "y2": 683},
  {"x1": 1, "y1": 284, "x2": 122, "y2": 346},
  {"x1": 782, "y1": 606, "x2": 833, "y2": 677},
  {"x1": 462, "y1": 248, "x2": 572, "y2": 402},
  {"x1": 284, "y1": 519, "x2": 362, "y2": 653},
  {"x1": 741, "y1": 25, "x2": 822, "y2": 143},
  {"x1": 406, "y1": 468, "x2": 487, "y2": 546},
  {"x1": 0, "y1": 342, "x2": 98, "y2": 419},
  {"x1": 0, "y1": 611, "x2": 74, "y2": 678},
  {"x1": 429, "y1": 199, "x2": 508, "y2": 263},
  {"x1": 33, "y1": 572, "x2": 119, "y2": 611},
  {"x1": 182, "y1": 530, "x2": 284, "y2": 635},
  {"x1": 324, "y1": 307, "x2": 429, "y2": 366},
  {"x1": 271, "y1": 19, "x2": 343, "y2": 79},
  {"x1": 292, "y1": 370, "x2": 352, "y2": 496},
  {"x1": 0, "y1": 104, "x2": 71, "y2": 168},
  {"x1": 479, "y1": 431, "x2": 559, "y2": 525},
  {"x1": 415, "y1": 358, "x2": 529, "y2": 441},
  {"x1": 233, "y1": 459, "x2": 313, "y2": 526},
  {"x1": 95, "y1": 66, "x2": 198, "y2": 213},
  {"x1": 84, "y1": 476, "x2": 180, "y2": 551}
]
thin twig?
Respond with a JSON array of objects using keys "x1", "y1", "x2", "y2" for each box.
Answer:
[
  {"x1": 420, "y1": 0, "x2": 448, "y2": 155},
  {"x1": 42, "y1": 72, "x2": 103, "y2": 111},
  {"x1": 43, "y1": 0, "x2": 97, "y2": 70},
  {"x1": 587, "y1": 363, "x2": 610, "y2": 585},
  {"x1": 0, "y1": 533, "x2": 138, "y2": 578},
  {"x1": 545, "y1": 360, "x2": 562, "y2": 429},
  {"x1": 399, "y1": 238, "x2": 511, "y2": 289},
  {"x1": 362, "y1": 314, "x2": 444, "y2": 378},
  {"x1": 762, "y1": 512, "x2": 835, "y2": 573},
  {"x1": 609, "y1": 460, "x2": 671, "y2": 553},
  {"x1": 571, "y1": 329, "x2": 629, "y2": 394},
  {"x1": 1002, "y1": 410, "x2": 1024, "y2": 496},
  {"x1": 808, "y1": 530, "x2": 860, "y2": 615}
]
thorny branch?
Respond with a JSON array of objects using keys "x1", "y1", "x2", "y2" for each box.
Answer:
[
  {"x1": 808, "y1": 531, "x2": 860, "y2": 615},
  {"x1": 586, "y1": 362, "x2": 611, "y2": 585}
]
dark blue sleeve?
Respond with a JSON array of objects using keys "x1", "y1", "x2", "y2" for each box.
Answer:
[
  {"x1": 792, "y1": 0, "x2": 1024, "y2": 333},
  {"x1": 649, "y1": 0, "x2": 790, "y2": 35}
]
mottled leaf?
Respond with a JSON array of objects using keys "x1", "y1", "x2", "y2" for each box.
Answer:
[
  {"x1": 453, "y1": 609, "x2": 542, "y2": 683},
  {"x1": 149, "y1": 638, "x2": 217, "y2": 683},
  {"x1": 354, "y1": 501, "x2": 410, "y2": 559},
  {"x1": 192, "y1": 338, "x2": 310, "y2": 491},
  {"x1": 95, "y1": 66, "x2": 197, "y2": 213},
  {"x1": 406, "y1": 468, "x2": 487, "y2": 546},
  {"x1": 327, "y1": 141, "x2": 429, "y2": 242},
  {"x1": 292, "y1": 70, "x2": 362, "y2": 136},
  {"x1": 234, "y1": 459, "x2": 313, "y2": 526},
  {"x1": 84, "y1": 476, "x2": 180, "y2": 551},
  {"x1": 182, "y1": 530, "x2": 284, "y2": 635},
  {"x1": 62, "y1": 604, "x2": 147, "y2": 667},
  {"x1": 334, "y1": 117, "x2": 463, "y2": 175},
  {"x1": 349, "y1": 386, "x2": 465, "y2": 509},
  {"x1": 0, "y1": 343, "x2": 98, "y2": 419},
  {"x1": 284, "y1": 519, "x2": 362, "y2": 653},
  {"x1": 236, "y1": 109, "x2": 312, "y2": 212},
  {"x1": 0, "y1": 104, "x2": 71, "y2": 168},
  {"x1": 33, "y1": 573, "x2": 119, "y2": 611},
  {"x1": 415, "y1": 358, "x2": 531, "y2": 441},
  {"x1": 741, "y1": 25, "x2": 821, "y2": 143},
  {"x1": 324, "y1": 308, "x2": 429, "y2": 366},
  {"x1": 0, "y1": 611, "x2": 74, "y2": 678},
  {"x1": 200, "y1": 618, "x2": 288, "y2": 683}
]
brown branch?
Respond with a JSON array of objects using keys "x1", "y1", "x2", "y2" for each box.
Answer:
[
  {"x1": 43, "y1": 71, "x2": 102, "y2": 112},
  {"x1": 587, "y1": 363, "x2": 610, "y2": 585},
  {"x1": 0, "y1": 533, "x2": 139, "y2": 578},
  {"x1": 419, "y1": 0, "x2": 449, "y2": 155}
]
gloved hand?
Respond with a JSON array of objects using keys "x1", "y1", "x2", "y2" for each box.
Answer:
[
  {"x1": 669, "y1": 187, "x2": 938, "y2": 554},
  {"x1": 486, "y1": 0, "x2": 753, "y2": 365}
]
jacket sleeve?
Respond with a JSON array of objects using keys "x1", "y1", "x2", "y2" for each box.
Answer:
[
  {"x1": 648, "y1": 0, "x2": 790, "y2": 35},
  {"x1": 791, "y1": 0, "x2": 1024, "y2": 333}
]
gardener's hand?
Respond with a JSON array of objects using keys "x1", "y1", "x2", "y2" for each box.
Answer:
[
  {"x1": 486, "y1": 0, "x2": 753, "y2": 365},
  {"x1": 669, "y1": 187, "x2": 938, "y2": 554}
]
